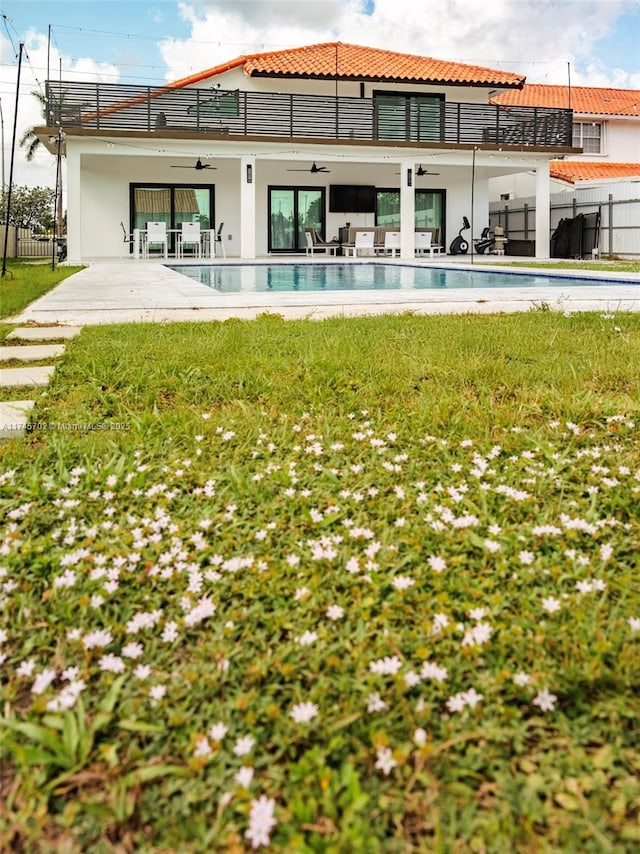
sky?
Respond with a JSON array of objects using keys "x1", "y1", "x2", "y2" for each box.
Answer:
[{"x1": 1, "y1": 0, "x2": 639, "y2": 189}]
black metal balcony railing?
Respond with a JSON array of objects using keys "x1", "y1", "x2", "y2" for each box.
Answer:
[{"x1": 45, "y1": 81, "x2": 573, "y2": 149}]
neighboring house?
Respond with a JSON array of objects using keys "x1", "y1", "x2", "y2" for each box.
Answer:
[
  {"x1": 36, "y1": 42, "x2": 578, "y2": 263},
  {"x1": 489, "y1": 84, "x2": 640, "y2": 199}
]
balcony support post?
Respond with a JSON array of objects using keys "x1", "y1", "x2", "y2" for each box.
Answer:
[{"x1": 535, "y1": 160, "x2": 550, "y2": 259}]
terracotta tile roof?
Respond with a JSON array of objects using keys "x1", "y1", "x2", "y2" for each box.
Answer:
[
  {"x1": 492, "y1": 84, "x2": 640, "y2": 116},
  {"x1": 168, "y1": 42, "x2": 524, "y2": 90},
  {"x1": 550, "y1": 160, "x2": 640, "y2": 183}
]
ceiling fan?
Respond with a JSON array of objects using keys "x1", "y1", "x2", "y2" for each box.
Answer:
[
  {"x1": 286, "y1": 162, "x2": 330, "y2": 173},
  {"x1": 395, "y1": 164, "x2": 440, "y2": 176},
  {"x1": 171, "y1": 159, "x2": 217, "y2": 171}
]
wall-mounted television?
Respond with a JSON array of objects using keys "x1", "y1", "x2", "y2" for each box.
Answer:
[{"x1": 329, "y1": 184, "x2": 376, "y2": 213}]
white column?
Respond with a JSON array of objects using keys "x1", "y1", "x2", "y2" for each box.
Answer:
[
  {"x1": 535, "y1": 160, "x2": 551, "y2": 259},
  {"x1": 399, "y1": 159, "x2": 415, "y2": 259},
  {"x1": 240, "y1": 156, "x2": 256, "y2": 259},
  {"x1": 65, "y1": 143, "x2": 82, "y2": 264}
]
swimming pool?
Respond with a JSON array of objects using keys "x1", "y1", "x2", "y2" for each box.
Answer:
[{"x1": 168, "y1": 263, "x2": 637, "y2": 293}]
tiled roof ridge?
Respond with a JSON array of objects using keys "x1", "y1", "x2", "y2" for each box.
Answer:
[{"x1": 166, "y1": 41, "x2": 524, "y2": 90}]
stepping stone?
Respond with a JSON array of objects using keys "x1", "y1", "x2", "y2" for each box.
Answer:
[
  {"x1": 0, "y1": 400, "x2": 35, "y2": 439},
  {"x1": 0, "y1": 365, "x2": 56, "y2": 388},
  {"x1": 6, "y1": 326, "x2": 82, "y2": 342},
  {"x1": 0, "y1": 344, "x2": 66, "y2": 362}
]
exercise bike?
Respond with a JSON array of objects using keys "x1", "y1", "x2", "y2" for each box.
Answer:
[
  {"x1": 449, "y1": 216, "x2": 470, "y2": 254},
  {"x1": 474, "y1": 227, "x2": 495, "y2": 254}
]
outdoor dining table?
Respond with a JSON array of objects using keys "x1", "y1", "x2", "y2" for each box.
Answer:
[{"x1": 132, "y1": 228, "x2": 216, "y2": 260}]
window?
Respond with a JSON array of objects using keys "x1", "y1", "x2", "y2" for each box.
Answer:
[
  {"x1": 268, "y1": 187, "x2": 326, "y2": 252},
  {"x1": 374, "y1": 92, "x2": 443, "y2": 142},
  {"x1": 572, "y1": 122, "x2": 602, "y2": 154},
  {"x1": 130, "y1": 183, "x2": 215, "y2": 253},
  {"x1": 375, "y1": 189, "x2": 446, "y2": 244}
]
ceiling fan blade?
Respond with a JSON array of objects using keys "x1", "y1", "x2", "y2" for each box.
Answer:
[{"x1": 170, "y1": 159, "x2": 217, "y2": 170}]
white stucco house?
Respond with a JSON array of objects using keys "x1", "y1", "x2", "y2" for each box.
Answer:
[{"x1": 37, "y1": 42, "x2": 579, "y2": 264}]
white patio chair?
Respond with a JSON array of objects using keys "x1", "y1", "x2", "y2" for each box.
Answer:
[
  {"x1": 346, "y1": 231, "x2": 375, "y2": 257},
  {"x1": 415, "y1": 231, "x2": 443, "y2": 258},
  {"x1": 144, "y1": 221, "x2": 168, "y2": 259},
  {"x1": 214, "y1": 222, "x2": 226, "y2": 258},
  {"x1": 383, "y1": 231, "x2": 401, "y2": 257},
  {"x1": 177, "y1": 221, "x2": 201, "y2": 258}
]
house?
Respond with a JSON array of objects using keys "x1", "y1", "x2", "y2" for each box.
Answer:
[
  {"x1": 37, "y1": 42, "x2": 578, "y2": 263},
  {"x1": 489, "y1": 84, "x2": 640, "y2": 199}
]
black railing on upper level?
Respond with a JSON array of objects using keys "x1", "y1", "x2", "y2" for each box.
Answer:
[{"x1": 45, "y1": 81, "x2": 573, "y2": 149}]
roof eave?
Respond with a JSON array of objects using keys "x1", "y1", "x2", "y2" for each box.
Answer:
[{"x1": 248, "y1": 70, "x2": 525, "y2": 89}]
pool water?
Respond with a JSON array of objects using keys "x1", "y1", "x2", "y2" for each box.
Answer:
[{"x1": 168, "y1": 263, "x2": 635, "y2": 293}]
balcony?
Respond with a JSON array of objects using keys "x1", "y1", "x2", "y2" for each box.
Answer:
[{"x1": 45, "y1": 81, "x2": 574, "y2": 150}]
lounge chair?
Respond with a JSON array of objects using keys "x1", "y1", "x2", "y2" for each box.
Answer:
[
  {"x1": 382, "y1": 231, "x2": 401, "y2": 257},
  {"x1": 305, "y1": 228, "x2": 338, "y2": 255},
  {"x1": 345, "y1": 231, "x2": 375, "y2": 257},
  {"x1": 415, "y1": 231, "x2": 443, "y2": 258},
  {"x1": 214, "y1": 222, "x2": 226, "y2": 257}
]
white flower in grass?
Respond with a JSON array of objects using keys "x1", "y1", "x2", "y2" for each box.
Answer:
[
  {"x1": 414, "y1": 728, "x2": 427, "y2": 747},
  {"x1": 16, "y1": 659, "x2": 36, "y2": 677},
  {"x1": 133, "y1": 664, "x2": 151, "y2": 680},
  {"x1": 519, "y1": 550, "x2": 535, "y2": 565},
  {"x1": 161, "y1": 621, "x2": 179, "y2": 643},
  {"x1": 98, "y1": 654, "x2": 125, "y2": 674},
  {"x1": 463, "y1": 687, "x2": 483, "y2": 708},
  {"x1": 121, "y1": 642, "x2": 143, "y2": 659},
  {"x1": 404, "y1": 670, "x2": 421, "y2": 688},
  {"x1": 245, "y1": 795, "x2": 277, "y2": 849},
  {"x1": 392, "y1": 576, "x2": 415, "y2": 591},
  {"x1": 82, "y1": 629, "x2": 113, "y2": 649},
  {"x1": 541, "y1": 596, "x2": 562, "y2": 613},
  {"x1": 366, "y1": 692, "x2": 388, "y2": 713},
  {"x1": 193, "y1": 737, "x2": 212, "y2": 758},
  {"x1": 326, "y1": 604, "x2": 344, "y2": 620},
  {"x1": 233, "y1": 735, "x2": 255, "y2": 756},
  {"x1": 461, "y1": 622, "x2": 492, "y2": 647},
  {"x1": 290, "y1": 701, "x2": 319, "y2": 723},
  {"x1": 420, "y1": 661, "x2": 448, "y2": 682},
  {"x1": 294, "y1": 587, "x2": 310, "y2": 601},
  {"x1": 369, "y1": 656, "x2": 403, "y2": 676},
  {"x1": 446, "y1": 693, "x2": 467, "y2": 713},
  {"x1": 513, "y1": 672, "x2": 531, "y2": 686},
  {"x1": 428, "y1": 555, "x2": 447, "y2": 573},
  {"x1": 628, "y1": 617, "x2": 640, "y2": 633},
  {"x1": 208, "y1": 722, "x2": 229, "y2": 741},
  {"x1": 235, "y1": 766, "x2": 254, "y2": 788},
  {"x1": 149, "y1": 684, "x2": 167, "y2": 703},
  {"x1": 296, "y1": 630, "x2": 318, "y2": 646},
  {"x1": 32, "y1": 668, "x2": 57, "y2": 695},
  {"x1": 532, "y1": 688, "x2": 557, "y2": 712},
  {"x1": 374, "y1": 747, "x2": 397, "y2": 776}
]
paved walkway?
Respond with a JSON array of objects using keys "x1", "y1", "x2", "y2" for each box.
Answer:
[{"x1": 9, "y1": 258, "x2": 640, "y2": 326}]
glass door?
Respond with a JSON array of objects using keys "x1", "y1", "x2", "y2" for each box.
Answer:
[
  {"x1": 269, "y1": 187, "x2": 325, "y2": 252},
  {"x1": 130, "y1": 184, "x2": 215, "y2": 254}
]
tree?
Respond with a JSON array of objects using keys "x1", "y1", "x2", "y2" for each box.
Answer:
[
  {"x1": 1, "y1": 185, "x2": 56, "y2": 232},
  {"x1": 19, "y1": 91, "x2": 47, "y2": 161}
]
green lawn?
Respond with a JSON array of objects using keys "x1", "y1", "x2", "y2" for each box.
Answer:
[
  {"x1": 0, "y1": 260, "x2": 83, "y2": 320},
  {"x1": 1, "y1": 313, "x2": 640, "y2": 852}
]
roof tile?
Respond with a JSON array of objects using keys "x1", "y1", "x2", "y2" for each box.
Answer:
[
  {"x1": 492, "y1": 84, "x2": 640, "y2": 116},
  {"x1": 169, "y1": 42, "x2": 524, "y2": 90},
  {"x1": 550, "y1": 161, "x2": 640, "y2": 183}
]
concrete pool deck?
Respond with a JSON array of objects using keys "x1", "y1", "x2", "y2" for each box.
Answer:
[{"x1": 9, "y1": 257, "x2": 640, "y2": 326}]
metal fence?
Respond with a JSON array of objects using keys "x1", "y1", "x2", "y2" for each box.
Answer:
[
  {"x1": 489, "y1": 184, "x2": 640, "y2": 258},
  {"x1": 45, "y1": 80, "x2": 574, "y2": 149}
]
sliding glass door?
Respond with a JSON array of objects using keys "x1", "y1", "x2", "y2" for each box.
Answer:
[
  {"x1": 376, "y1": 189, "x2": 446, "y2": 245},
  {"x1": 269, "y1": 187, "x2": 325, "y2": 252},
  {"x1": 130, "y1": 183, "x2": 215, "y2": 253}
]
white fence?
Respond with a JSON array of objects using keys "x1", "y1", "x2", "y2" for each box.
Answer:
[{"x1": 489, "y1": 183, "x2": 640, "y2": 258}]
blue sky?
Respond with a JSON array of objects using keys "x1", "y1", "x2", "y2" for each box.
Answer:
[{"x1": 1, "y1": 0, "x2": 639, "y2": 186}]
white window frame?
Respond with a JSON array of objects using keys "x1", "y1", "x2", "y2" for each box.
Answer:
[{"x1": 572, "y1": 121, "x2": 605, "y2": 155}]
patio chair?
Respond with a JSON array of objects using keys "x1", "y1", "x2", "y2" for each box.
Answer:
[
  {"x1": 382, "y1": 231, "x2": 401, "y2": 257},
  {"x1": 177, "y1": 221, "x2": 201, "y2": 258},
  {"x1": 352, "y1": 231, "x2": 375, "y2": 257},
  {"x1": 120, "y1": 221, "x2": 136, "y2": 254},
  {"x1": 415, "y1": 231, "x2": 443, "y2": 258},
  {"x1": 305, "y1": 228, "x2": 338, "y2": 255},
  {"x1": 214, "y1": 222, "x2": 226, "y2": 258},
  {"x1": 143, "y1": 221, "x2": 168, "y2": 259}
]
